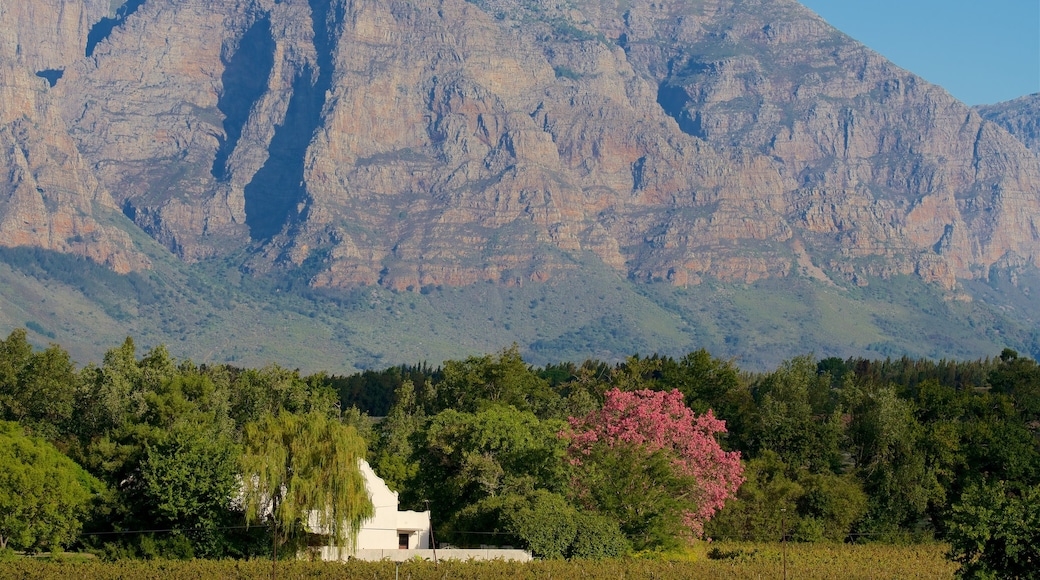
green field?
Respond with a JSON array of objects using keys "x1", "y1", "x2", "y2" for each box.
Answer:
[{"x1": 0, "y1": 543, "x2": 957, "y2": 579}]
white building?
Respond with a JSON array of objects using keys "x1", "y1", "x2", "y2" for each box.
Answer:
[
  {"x1": 352, "y1": 459, "x2": 432, "y2": 551},
  {"x1": 309, "y1": 459, "x2": 430, "y2": 560},
  {"x1": 314, "y1": 460, "x2": 530, "y2": 562}
]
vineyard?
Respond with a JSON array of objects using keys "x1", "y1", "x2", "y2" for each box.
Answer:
[{"x1": 0, "y1": 543, "x2": 957, "y2": 579}]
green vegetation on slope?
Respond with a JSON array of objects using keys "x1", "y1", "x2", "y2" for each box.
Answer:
[{"x1": 0, "y1": 246, "x2": 1037, "y2": 374}]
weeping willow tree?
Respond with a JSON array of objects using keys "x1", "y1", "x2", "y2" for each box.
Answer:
[{"x1": 239, "y1": 411, "x2": 373, "y2": 560}]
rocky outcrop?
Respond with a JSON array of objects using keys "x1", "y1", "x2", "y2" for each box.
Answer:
[
  {"x1": 2, "y1": 0, "x2": 1039, "y2": 289},
  {"x1": 0, "y1": 0, "x2": 149, "y2": 273},
  {"x1": 977, "y1": 94, "x2": 1040, "y2": 153},
  {"x1": 609, "y1": 0, "x2": 1040, "y2": 288}
]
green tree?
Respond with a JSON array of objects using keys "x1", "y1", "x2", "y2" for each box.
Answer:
[
  {"x1": 0, "y1": 330, "x2": 77, "y2": 440},
  {"x1": 370, "y1": 380, "x2": 424, "y2": 492},
  {"x1": 434, "y1": 346, "x2": 559, "y2": 416},
  {"x1": 239, "y1": 412, "x2": 373, "y2": 555},
  {"x1": 665, "y1": 349, "x2": 741, "y2": 414},
  {"x1": 448, "y1": 489, "x2": 629, "y2": 559},
  {"x1": 796, "y1": 471, "x2": 868, "y2": 541},
  {"x1": 229, "y1": 365, "x2": 337, "y2": 429},
  {"x1": 71, "y1": 346, "x2": 244, "y2": 558},
  {"x1": 843, "y1": 379, "x2": 941, "y2": 536},
  {"x1": 706, "y1": 451, "x2": 802, "y2": 542},
  {"x1": 127, "y1": 418, "x2": 239, "y2": 557},
  {"x1": 989, "y1": 349, "x2": 1040, "y2": 425},
  {"x1": 749, "y1": 356, "x2": 843, "y2": 473},
  {"x1": 408, "y1": 405, "x2": 567, "y2": 520},
  {"x1": 947, "y1": 481, "x2": 1040, "y2": 579},
  {"x1": 0, "y1": 421, "x2": 100, "y2": 553},
  {"x1": 574, "y1": 443, "x2": 695, "y2": 550}
]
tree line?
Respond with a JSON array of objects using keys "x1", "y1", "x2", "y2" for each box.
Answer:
[{"x1": 1, "y1": 329, "x2": 1038, "y2": 576}]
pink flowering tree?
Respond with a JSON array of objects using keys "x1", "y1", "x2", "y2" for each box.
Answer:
[{"x1": 563, "y1": 388, "x2": 744, "y2": 547}]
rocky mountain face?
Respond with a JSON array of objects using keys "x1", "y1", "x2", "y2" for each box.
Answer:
[
  {"x1": 3, "y1": 0, "x2": 1040, "y2": 298},
  {"x1": 0, "y1": 0, "x2": 148, "y2": 273},
  {"x1": 977, "y1": 94, "x2": 1040, "y2": 153}
]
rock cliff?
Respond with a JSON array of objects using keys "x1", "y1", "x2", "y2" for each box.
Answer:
[
  {"x1": 0, "y1": 0, "x2": 148, "y2": 273},
  {"x1": 977, "y1": 94, "x2": 1040, "y2": 153},
  {"x1": 2, "y1": 0, "x2": 1039, "y2": 291}
]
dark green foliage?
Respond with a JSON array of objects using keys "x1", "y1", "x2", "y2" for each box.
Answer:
[
  {"x1": 0, "y1": 329, "x2": 77, "y2": 440},
  {"x1": 327, "y1": 363, "x2": 441, "y2": 416},
  {"x1": 569, "y1": 511, "x2": 630, "y2": 560},
  {"x1": 989, "y1": 349, "x2": 1040, "y2": 423},
  {"x1": 570, "y1": 443, "x2": 694, "y2": 551},
  {"x1": 447, "y1": 490, "x2": 628, "y2": 559},
  {"x1": 665, "y1": 349, "x2": 741, "y2": 415},
  {"x1": 128, "y1": 419, "x2": 239, "y2": 557},
  {"x1": 743, "y1": 356, "x2": 844, "y2": 472},
  {"x1": 226, "y1": 365, "x2": 338, "y2": 429},
  {"x1": 706, "y1": 451, "x2": 867, "y2": 542},
  {"x1": 369, "y1": 380, "x2": 424, "y2": 492},
  {"x1": 434, "y1": 345, "x2": 560, "y2": 415},
  {"x1": 705, "y1": 451, "x2": 802, "y2": 541},
  {"x1": 3, "y1": 328, "x2": 1040, "y2": 560},
  {"x1": 947, "y1": 481, "x2": 1040, "y2": 579},
  {"x1": 407, "y1": 405, "x2": 567, "y2": 518},
  {"x1": 843, "y1": 380, "x2": 940, "y2": 536},
  {"x1": 0, "y1": 421, "x2": 101, "y2": 552},
  {"x1": 501, "y1": 491, "x2": 576, "y2": 559}
]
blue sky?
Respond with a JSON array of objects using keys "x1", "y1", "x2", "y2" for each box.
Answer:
[{"x1": 797, "y1": 0, "x2": 1040, "y2": 105}]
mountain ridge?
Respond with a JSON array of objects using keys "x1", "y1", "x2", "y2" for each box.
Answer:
[{"x1": 0, "y1": 0, "x2": 1038, "y2": 369}]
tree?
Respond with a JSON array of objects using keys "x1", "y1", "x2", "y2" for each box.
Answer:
[
  {"x1": 748, "y1": 356, "x2": 844, "y2": 473},
  {"x1": 0, "y1": 421, "x2": 100, "y2": 553},
  {"x1": 989, "y1": 349, "x2": 1040, "y2": 424},
  {"x1": 127, "y1": 418, "x2": 239, "y2": 557},
  {"x1": 706, "y1": 451, "x2": 870, "y2": 543},
  {"x1": 843, "y1": 380, "x2": 940, "y2": 536},
  {"x1": 228, "y1": 365, "x2": 338, "y2": 429},
  {"x1": 705, "y1": 451, "x2": 804, "y2": 542},
  {"x1": 449, "y1": 489, "x2": 629, "y2": 559},
  {"x1": 73, "y1": 352, "x2": 242, "y2": 558},
  {"x1": 409, "y1": 405, "x2": 567, "y2": 521},
  {"x1": 434, "y1": 346, "x2": 559, "y2": 415},
  {"x1": 0, "y1": 330, "x2": 77, "y2": 439},
  {"x1": 665, "y1": 349, "x2": 741, "y2": 414},
  {"x1": 564, "y1": 388, "x2": 744, "y2": 546},
  {"x1": 370, "y1": 380, "x2": 424, "y2": 492},
  {"x1": 239, "y1": 412, "x2": 373, "y2": 555},
  {"x1": 947, "y1": 481, "x2": 1040, "y2": 579}
]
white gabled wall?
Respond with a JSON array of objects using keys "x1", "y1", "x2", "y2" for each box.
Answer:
[
  {"x1": 354, "y1": 459, "x2": 431, "y2": 550},
  {"x1": 314, "y1": 460, "x2": 532, "y2": 562},
  {"x1": 312, "y1": 459, "x2": 431, "y2": 556}
]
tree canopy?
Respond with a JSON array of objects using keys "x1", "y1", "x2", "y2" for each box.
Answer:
[
  {"x1": 0, "y1": 421, "x2": 100, "y2": 553},
  {"x1": 564, "y1": 388, "x2": 744, "y2": 545},
  {"x1": 239, "y1": 411, "x2": 373, "y2": 553},
  {"x1": 1, "y1": 329, "x2": 1039, "y2": 565}
]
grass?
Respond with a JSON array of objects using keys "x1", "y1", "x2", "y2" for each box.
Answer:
[{"x1": 0, "y1": 543, "x2": 957, "y2": 579}]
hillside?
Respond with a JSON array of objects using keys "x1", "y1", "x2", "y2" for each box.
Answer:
[{"x1": 0, "y1": 0, "x2": 1038, "y2": 370}]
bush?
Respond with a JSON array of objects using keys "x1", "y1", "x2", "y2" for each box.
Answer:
[
  {"x1": 569, "y1": 512, "x2": 629, "y2": 560},
  {"x1": 946, "y1": 481, "x2": 1040, "y2": 579},
  {"x1": 448, "y1": 490, "x2": 629, "y2": 560}
]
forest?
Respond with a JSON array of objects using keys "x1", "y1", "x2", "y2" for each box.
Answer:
[{"x1": 0, "y1": 328, "x2": 1038, "y2": 578}]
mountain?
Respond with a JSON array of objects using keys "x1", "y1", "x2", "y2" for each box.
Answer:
[
  {"x1": 0, "y1": 0, "x2": 1038, "y2": 371},
  {"x1": 977, "y1": 94, "x2": 1040, "y2": 153}
]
